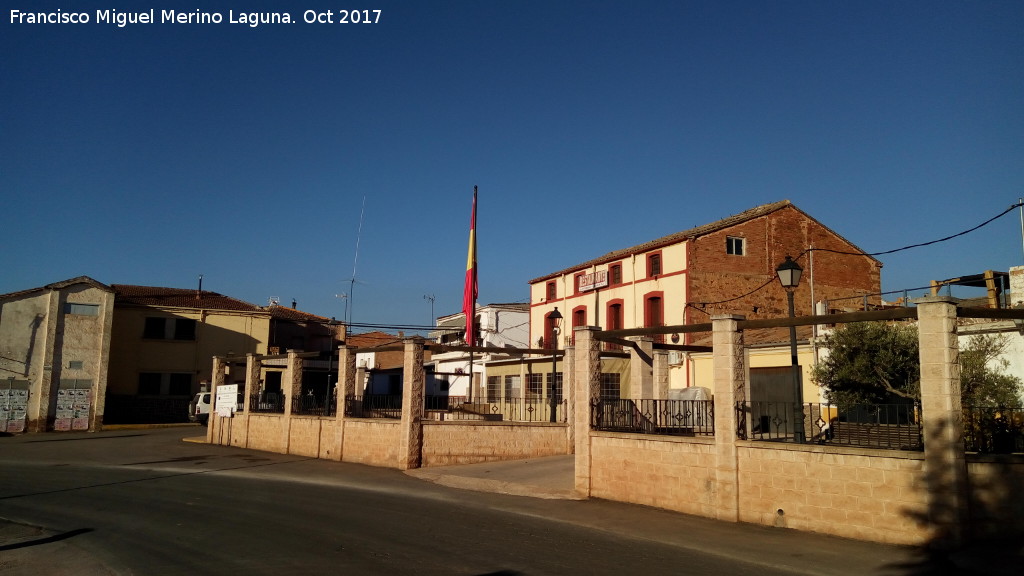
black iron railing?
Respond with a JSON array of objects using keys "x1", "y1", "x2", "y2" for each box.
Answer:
[
  {"x1": 249, "y1": 392, "x2": 285, "y2": 414},
  {"x1": 426, "y1": 396, "x2": 567, "y2": 423},
  {"x1": 963, "y1": 407, "x2": 1024, "y2": 454},
  {"x1": 345, "y1": 394, "x2": 402, "y2": 419},
  {"x1": 737, "y1": 401, "x2": 923, "y2": 451},
  {"x1": 292, "y1": 393, "x2": 331, "y2": 417},
  {"x1": 591, "y1": 398, "x2": 714, "y2": 437}
]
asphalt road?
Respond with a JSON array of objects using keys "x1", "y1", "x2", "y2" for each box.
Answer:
[{"x1": 0, "y1": 428, "x2": 991, "y2": 575}]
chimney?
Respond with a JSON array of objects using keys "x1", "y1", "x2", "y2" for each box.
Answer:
[{"x1": 291, "y1": 299, "x2": 297, "y2": 309}]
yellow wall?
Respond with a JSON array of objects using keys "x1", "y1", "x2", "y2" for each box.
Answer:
[
  {"x1": 108, "y1": 306, "x2": 270, "y2": 396},
  {"x1": 679, "y1": 344, "x2": 822, "y2": 403},
  {"x1": 531, "y1": 243, "x2": 690, "y2": 347}
]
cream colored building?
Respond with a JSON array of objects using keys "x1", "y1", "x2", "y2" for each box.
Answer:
[
  {"x1": 105, "y1": 285, "x2": 273, "y2": 423},
  {"x1": 0, "y1": 277, "x2": 114, "y2": 432}
]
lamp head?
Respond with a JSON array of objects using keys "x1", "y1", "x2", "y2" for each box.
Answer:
[{"x1": 776, "y1": 256, "x2": 803, "y2": 289}]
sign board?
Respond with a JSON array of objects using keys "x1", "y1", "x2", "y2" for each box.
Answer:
[
  {"x1": 216, "y1": 384, "x2": 238, "y2": 418},
  {"x1": 578, "y1": 270, "x2": 609, "y2": 292}
]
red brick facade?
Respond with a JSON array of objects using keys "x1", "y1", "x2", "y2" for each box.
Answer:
[{"x1": 530, "y1": 201, "x2": 881, "y2": 346}]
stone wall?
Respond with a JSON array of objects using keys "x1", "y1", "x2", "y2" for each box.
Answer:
[
  {"x1": 588, "y1": 433, "x2": 716, "y2": 517},
  {"x1": 966, "y1": 456, "x2": 1024, "y2": 539},
  {"x1": 340, "y1": 420, "x2": 403, "y2": 467},
  {"x1": 421, "y1": 421, "x2": 568, "y2": 467},
  {"x1": 736, "y1": 444, "x2": 929, "y2": 545}
]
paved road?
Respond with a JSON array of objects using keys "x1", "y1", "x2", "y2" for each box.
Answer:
[{"x1": 0, "y1": 428, "x2": 995, "y2": 575}]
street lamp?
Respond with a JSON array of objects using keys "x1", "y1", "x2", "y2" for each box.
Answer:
[
  {"x1": 776, "y1": 256, "x2": 805, "y2": 443},
  {"x1": 548, "y1": 307, "x2": 563, "y2": 423}
]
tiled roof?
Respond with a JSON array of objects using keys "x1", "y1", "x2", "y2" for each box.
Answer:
[
  {"x1": 345, "y1": 331, "x2": 404, "y2": 348},
  {"x1": 0, "y1": 276, "x2": 112, "y2": 300},
  {"x1": 111, "y1": 285, "x2": 264, "y2": 312},
  {"x1": 529, "y1": 200, "x2": 875, "y2": 283},
  {"x1": 265, "y1": 304, "x2": 333, "y2": 323}
]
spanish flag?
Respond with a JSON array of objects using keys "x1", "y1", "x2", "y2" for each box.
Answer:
[{"x1": 462, "y1": 186, "x2": 478, "y2": 346}]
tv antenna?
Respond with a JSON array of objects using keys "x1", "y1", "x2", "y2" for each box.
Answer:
[{"x1": 346, "y1": 196, "x2": 367, "y2": 326}]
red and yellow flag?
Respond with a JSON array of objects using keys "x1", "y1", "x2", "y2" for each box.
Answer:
[{"x1": 462, "y1": 186, "x2": 478, "y2": 346}]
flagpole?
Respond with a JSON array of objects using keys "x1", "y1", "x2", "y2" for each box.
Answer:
[{"x1": 463, "y1": 186, "x2": 478, "y2": 403}]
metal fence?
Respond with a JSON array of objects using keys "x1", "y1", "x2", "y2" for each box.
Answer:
[
  {"x1": 737, "y1": 401, "x2": 923, "y2": 451},
  {"x1": 249, "y1": 392, "x2": 285, "y2": 414},
  {"x1": 291, "y1": 392, "x2": 335, "y2": 417},
  {"x1": 591, "y1": 398, "x2": 715, "y2": 437},
  {"x1": 344, "y1": 394, "x2": 402, "y2": 419},
  {"x1": 426, "y1": 395, "x2": 567, "y2": 423},
  {"x1": 963, "y1": 407, "x2": 1024, "y2": 454}
]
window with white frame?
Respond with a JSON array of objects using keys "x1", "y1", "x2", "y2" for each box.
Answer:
[{"x1": 726, "y1": 236, "x2": 745, "y2": 256}]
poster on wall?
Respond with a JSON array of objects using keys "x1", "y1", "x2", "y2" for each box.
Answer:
[
  {"x1": 71, "y1": 389, "x2": 92, "y2": 431},
  {"x1": 54, "y1": 389, "x2": 75, "y2": 431},
  {"x1": 2, "y1": 389, "x2": 28, "y2": 433},
  {"x1": 55, "y1": 388, "x2": 92, "y2": 431}
]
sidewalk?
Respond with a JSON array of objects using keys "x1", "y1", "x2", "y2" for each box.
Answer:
[{"x1": 404, "y1": 454, "x2": 581, "y2": 499}]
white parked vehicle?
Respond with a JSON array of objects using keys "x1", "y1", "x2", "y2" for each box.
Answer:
[{"x1": 189, "y1": 393, "x2": 211, "y2": 425}]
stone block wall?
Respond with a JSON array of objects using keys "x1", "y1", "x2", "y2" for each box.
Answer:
[
  {"x1": 288, "y1": 416, "x2": 325, "y2": 458},
  {"x1": 246, "y1": 413, "x2": 287, "y2": 454},
  {"x1": 736, "y1": 444, "x2": 929, "y2": 545},
  {"x1": 588, "y1": 433, "x2": 716, "y2": 517},
  {"x1": 341, "y1": 420, "x2": 403, "y2": 467},
  {"x1": 420, "y1": 421, "x2": 568, "y2": 467}
]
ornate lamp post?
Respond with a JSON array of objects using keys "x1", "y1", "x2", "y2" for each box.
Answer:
[
  {"x1": 776, "y1": 256, "x2": 805, "y2": 442},
  {"x1": 548, "y1": 307, "x2": 563, "y2": 423}
]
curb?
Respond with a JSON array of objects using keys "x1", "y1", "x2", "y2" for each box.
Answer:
[
  {"x1": 101, "y1": 423, "x2": 202, "y2": 431},
  {"x1": 404, "y1": 470, "x2": 584, "y2": 500}
]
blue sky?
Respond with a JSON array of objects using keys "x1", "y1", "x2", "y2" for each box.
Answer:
[{"x1": 3, "y1": 1, "x2": 1023, "y2": 330}]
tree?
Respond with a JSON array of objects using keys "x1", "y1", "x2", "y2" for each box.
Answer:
[
  {"x1": 959, "y1": 333, "x2": 1023, "y2": 408},
  {"x1": 811, "y1": 321, "x2": 920, "y2": 406},
  {"x1": 812, "y1": 321, "x2": 1024, "y2": 408}
]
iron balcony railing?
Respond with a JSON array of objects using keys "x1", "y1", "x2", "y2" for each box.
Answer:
[
  {"x1": 591, "y1": 398, "x2": 715, "y2": 437},
  {"x1": 963, "y1": 406, "x2": 1024, "y2": 454},
  {"x1": 737, "y1": 401, "x2": 923, "y2": 451}
]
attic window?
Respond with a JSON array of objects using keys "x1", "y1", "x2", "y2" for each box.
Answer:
[
  {"x1": 546, "y1": 281, "x2": 556, "y2": 301},
  {"x1": 726, "y1": 236, "x2": 745, "y2": 256},
  {"x1": 647, "y1": 253, "x2": 662, "y2": 277},
  {"x1": 65, "y1": 303, "x2": 99, "y2": 316}
]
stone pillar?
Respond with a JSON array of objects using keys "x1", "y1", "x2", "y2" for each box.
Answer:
[
  {"x1": 284, "y1": 351, "x2": 303, "y2": 416},
  {"x1": 916, "y1": 296, "x2": 968, "y2": 547},
  {"x1": 628, "y1": 337, "x2": 654, "y2": 400},
  {"x1": 573, "y1": 326, "x2": 602, "y2": 496},
  {"x1": 244, "y1": 354, "x2": 259, "y2": 414},
  {"x1": 282, "y1": 351, "x2": 303, "y2": 453},
  {"x1": 333, "y1": 345, "x2": 357, "y2": 461},
  {"x1": 206, "y1": 356, "x2": 226, "y2": 444},
  {"x1": 652, "y1": 349, "x2": 670, "y2": 399},
  {"x1": 564, "y1": 345, "x2": 576, "y2": 453},
  {"x1": 398, "y1": 338, "x2": 425, "y2": 470},
  {"x1": 711, "y1": 314, "x2": 745, "y2": 522},
  {"x1": 1010, "y1": 265, "x2": 1024, "y2": 307}
]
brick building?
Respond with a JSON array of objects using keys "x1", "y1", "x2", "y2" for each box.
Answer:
[{"x1": 528, "y1": 200, "x2": 882, "y2": 394}]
